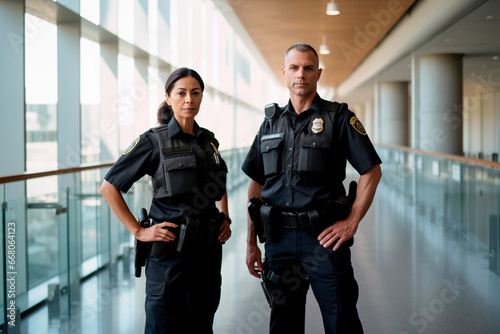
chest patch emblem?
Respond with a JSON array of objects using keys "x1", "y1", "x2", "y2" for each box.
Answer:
[
  {"x1": 311, "y1": 118, "x2": 324, "y2": 134},
  {"x1": 350, "y1": 116, "x2": 367, "y2": 135},
  {"x1": 123, "y1": 136, "x2": 140, "y2": 155}
]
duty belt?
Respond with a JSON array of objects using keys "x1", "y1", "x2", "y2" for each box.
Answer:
[{"x1": 280, "y1": 211, "x2": 311, "y2": 229}]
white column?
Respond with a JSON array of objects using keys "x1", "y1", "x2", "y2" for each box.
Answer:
[
  {"x1": 157, "y1": 0, "x2": 171, "y2": 62},
  {"x1": 56, "y1": 21, "x2": 82, "y2": 314},
  {"x1": 134, "y1": 57, "x2": 150, "y2": 134},
  {"x1": 134, "y1": 0, "x2": 148, "y2": 51},
  {"x1": 57, "y1": 22, "x2": 81, "y2": 169},
  {"x1": 99, "y1": 42, "x2": 119, "y2": 272},
  {"x1": 418, "y1": 54, "x2": 463, "y2": 155},
  {"x1": 364, "y1": 99, "x2": 375, "y2": 139},
  {"x1": 0, "y1": 0, "x2": 25, "y2": 176},
  {"x1": 100, "y1": 0, "x2": 118, "y2": 35},
  {"x1": 100, "y1": 43, "x2": 119, "y2": 161},
  {"x1": 0, "y1": 0, "x2": 28, "y2": 303},
  {"x1": 378, "y1": 82, "x2": 409, "y2": 146},
  {"x1": 495, "y1": 92, "x2": 500, "y2": 160},
  {"x1": 411, "y1": 53, "x2": 419, "y2": 149},
  {"x1": 57, "y1": 0, "x2": 80, "y2": 14}
]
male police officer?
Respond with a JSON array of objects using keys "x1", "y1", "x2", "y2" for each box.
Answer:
[{"x1": 241, "y1": 43, "x2": 382, "y2": 333}]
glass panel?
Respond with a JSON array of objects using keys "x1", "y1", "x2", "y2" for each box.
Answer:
[
  {"x1": 26, "y1": 196, "x2": 60, "y2": 289},
  {"x1": 0, "y1": 183, "x2": 5, "y2": 329},
  {"x1": 81, "y1": 0, "x2": 100, "y2": 25},
  {"x1": 118, "y1": 0, "x2": 134, "y2": 43},
  {"x1": 79, "y1": 170, "x2": 100, "y2": 276},
  {"x1": 81, "y1": 37, "x2": 101, "y2": 164},
  {"x1": 117, "y1": 53, "x2": 135, "y2": 151},
  {"x1": 25, "y1": 14, "x2": 58, "y2": 174},
  {"x1": 3, "y1": 183, "x2": 27, "y2": 332},
  {"x1": 376, "y1": 145, "x2": 500, "y2": 283}
]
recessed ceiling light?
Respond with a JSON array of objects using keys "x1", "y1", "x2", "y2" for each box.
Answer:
[
  {"x1": 486, "y1": 15, "x2": 493, "y2": 20},
  {"x1": 493, "y1": 56, "x2": 499, "y2": 60}
]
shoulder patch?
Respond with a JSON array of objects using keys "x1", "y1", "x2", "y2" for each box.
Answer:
[
  {"x1": 349, "y1": 116, "x2": 367, "y2": 135},
  {"x1": 123, "y1": 136, "x2": 141, "y2": 155}
]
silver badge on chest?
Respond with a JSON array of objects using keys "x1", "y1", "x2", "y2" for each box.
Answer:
[{"x1": 311, "y1": 118, "x2": 324, "y2": 134}]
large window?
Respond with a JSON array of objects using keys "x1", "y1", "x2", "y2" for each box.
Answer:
[
  {"x1": 25, "y1": 13, "x2": 60, "y2": 288},
  {"x1": 81, "y1": 37, "x2": 101, "y2": 164}
]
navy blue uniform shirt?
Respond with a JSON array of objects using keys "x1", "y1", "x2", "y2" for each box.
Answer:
[
  {"x1": 241, "y1": 94, "x2": 381, "y2": 211},
  {"x1": 104, "y1": 117, "x2": 226, "y2": 222}
]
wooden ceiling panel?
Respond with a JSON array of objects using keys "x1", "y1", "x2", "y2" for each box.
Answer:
[{"x1": 230, "y1": 0, "x2": 417, "y2": 87}]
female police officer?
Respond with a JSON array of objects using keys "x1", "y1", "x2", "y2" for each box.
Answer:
[{"x1": 100, "y1": 67, "x2": 231, "y2": 333}]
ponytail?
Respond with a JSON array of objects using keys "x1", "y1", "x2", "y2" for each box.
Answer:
[{"x1": 157, "y1": 101, "x2": 173, "y2": 125}]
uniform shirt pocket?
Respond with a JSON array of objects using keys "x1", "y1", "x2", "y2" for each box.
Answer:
[
  {"x1": 163, "y1": 150, "x2": 198, "y2": 196},
  {"x1": 297, "y1": 135, "x2": 332, "y2": 173},
  {"x1": 260, "y1": 134, "x2": 284, "y2": 177}
]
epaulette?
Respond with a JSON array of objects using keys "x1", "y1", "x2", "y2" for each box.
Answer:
[
  {"x1": 265, "y1": 103, "x2": 283, "y2": 119},
  {"x1": 264, "y1": 103, "x2": 283, "y2": 133}
]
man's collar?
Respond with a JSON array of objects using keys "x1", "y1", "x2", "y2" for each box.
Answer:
[{"x1": 284, "y1": 93, "x2": 323, "y2": 115}]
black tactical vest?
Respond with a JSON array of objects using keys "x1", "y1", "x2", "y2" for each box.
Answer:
[
  {"x1": 260, "y1": 100, "x2": 343, "y2": 177},
  {"x1": 151, "y1": 124, "x2": 227, "y2": 200}
]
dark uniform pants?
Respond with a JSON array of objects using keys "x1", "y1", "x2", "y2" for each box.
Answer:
[
  {"x1": 144, "y1": 242, "x2": 222, "y2": 334},
  {"x1": 265, "y1": 227, "x2": 363, "y2": 334}
]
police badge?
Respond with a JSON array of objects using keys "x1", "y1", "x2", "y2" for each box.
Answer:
[{"x1": 311, "y1": 118, "x2": 324, "y2": 134}]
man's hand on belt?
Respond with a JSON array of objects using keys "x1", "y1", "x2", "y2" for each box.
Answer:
[
  {"x1": 317, "y1": 219, "x2": 359, "y2": 251},
  {"x1": 135, "y1": 222, "x2": 177, "y2": 242}
]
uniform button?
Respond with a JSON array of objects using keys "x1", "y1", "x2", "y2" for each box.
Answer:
[
  {"x1": 286, "y1": 202, "x2": 290, "y2": 206},
  {"x1": 287, "y1": 165, "x2": 291, "y2": 169},
  {"x1": 179, "y1": 163, "x2": 183, "y2": 167},
  {"x1": 312, "y1": 142, "x2": 317, "y2": 147},
  {"x1": 288, "y1": 147, "x2": 292, "y2": 151},
  {"x1": 286, "y1": 183, "x2": 290, "y2": 187},
  {"x1": 266, "y1": 146, "x2": 270, "y2": 150}
]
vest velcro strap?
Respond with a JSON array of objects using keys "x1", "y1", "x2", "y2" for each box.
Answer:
[{"x1": 162, "y1": 145, "x2": 192, "y2": 156}]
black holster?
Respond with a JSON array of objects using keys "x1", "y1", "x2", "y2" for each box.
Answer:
[
  {"x1": 176, "y1": 212, "x2": 226, "y2": 253},
  {"x1": 260, "y1": 260, "x2": 282, "y2": 308},
  {"x1": 309, "y1": 181, "x2": 357, "y2": 237},
  {"x1": 260, "y1": 203, "x2": 280, "y2": 242},
  {"x1": 248, "y1": 197, "x2": 266, "y2": 243},
  {"x1": 135, "y1": 208, "x2": 152, "y2": 278},
  {"x1": 261, "y1": 260, "x2": 309, "y2": 309}
]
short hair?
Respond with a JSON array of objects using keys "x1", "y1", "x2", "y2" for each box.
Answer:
[{"x1": 284, "y1": 43, "x2": 319, "y2": 66}]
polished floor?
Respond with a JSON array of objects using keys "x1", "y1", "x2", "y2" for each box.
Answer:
[{"x1": 21, "y1": 179, "x2": 500, "y2": 333}]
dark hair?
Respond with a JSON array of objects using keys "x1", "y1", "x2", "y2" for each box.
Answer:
[
  {"x1": 157, "y1": 67, "x2": 205, "y2": 125},
  {"x1": 284, "y1": 43, "x2": 319, "y2": 66}
]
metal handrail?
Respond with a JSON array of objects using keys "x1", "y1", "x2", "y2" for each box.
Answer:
[
  {"x1": 1, "y1": 144, "x2": 498, "y2": 185},
  {"x1": 376, "y1": 143, "x2": 500, "y2": 169},
  {"x1": 0, "y1": 161, "x2": 115, "y2": 184}
]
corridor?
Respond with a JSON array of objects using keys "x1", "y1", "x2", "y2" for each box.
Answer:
[{"x1": 21, "y1": 176, "x2": 500, "y2": 333}]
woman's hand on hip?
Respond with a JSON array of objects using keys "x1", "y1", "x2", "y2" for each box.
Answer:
[
  {"x1": 218, "y1": 219, "x2": 232, "y2": 243},
  {"x1": 135, "y1": 222, "x2": 177, "y2": 242}
]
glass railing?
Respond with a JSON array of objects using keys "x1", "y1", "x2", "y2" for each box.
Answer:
[
  {"x1": 375, "y1": 145, "x2": 500, "y2": 277},
  {"x1": 0, "y1": 148, "x2": 249, "y2": 332},
  {"x1": 0, "y1": 168, "x2": 139, "y2": 332}
]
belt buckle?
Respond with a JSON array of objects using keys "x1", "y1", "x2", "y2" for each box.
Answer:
[{"x1": 283, "y1": 212, "x2": 299, "y2": 229}]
